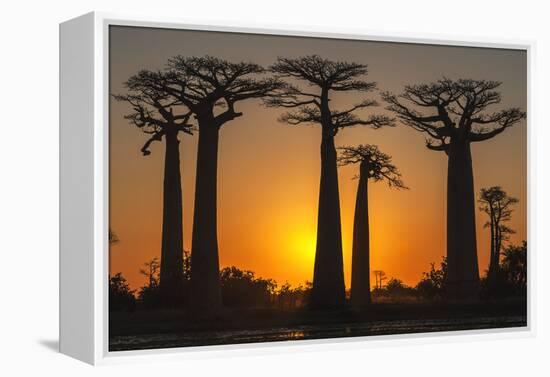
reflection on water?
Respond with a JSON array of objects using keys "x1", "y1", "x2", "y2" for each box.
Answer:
[{"x1": 110, "y1": 316, "x2": 526, "y2": 351}]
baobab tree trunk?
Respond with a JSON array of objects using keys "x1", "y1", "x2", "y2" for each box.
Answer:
[
  {"x1": 493, "y1": 226, "x2": 503, "y2": 275},
  {"x1": 311, "y1": 129, "x2": 346, "y2": 309},
  {"x1": 350, "y1": 163, "x2": 371, "y2": 307},
  {"x1": 159, "y1": 130, "x2": 184, "y2": 306},
  {"x1": 446, "y1": 138, "x2": 480, "y2": 300},
  {"x1": 190, "y1": 120, "x2": 222, "y2": 313},
  {"x1": 488, "y1": 213, "x2": 497, "y2": 279}
]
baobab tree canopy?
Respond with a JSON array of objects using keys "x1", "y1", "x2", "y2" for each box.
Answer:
[
  {"x1": 267, "y1": 55, "x2": 394, "y2": 133},
  {"x1": 165, "y1": 56, "x2": 284, "y2": 124},
  {"x1": 382, "y1": 78, "x2": 526, "y2": 153},
  {"x1": 338, "y1": 144, "x2": 407, "y2": 189},
  {"x1": 114, "y1": 70, "x2": 194, "y2": 154},
  {"x1": 383, "y1": 78, "x2": 525, "y2": 300}
]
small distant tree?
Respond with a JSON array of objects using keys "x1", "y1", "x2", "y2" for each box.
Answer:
[
  {"x1": 478, "y1": 186, "x2": 518, "y2": 280},
  {"x1": 137, "y1": 258, "x2": 161, "y2": 309},
  {"x1": 373, "y1": 270, "x2": 387, "y2": 290},
  {"x1": 109, "y1": 273, "x2": 136, "y2": 312},
  {"x1": 416, "y1": 257, "x2": 448, "y2": 300},
  {"x1": 267, "y1": 55, "x2": 394, "y2": 309},
  {"x1": 140, "y1": 258, "x2": 160, "y2": 288},
  {"x1": 338, "y1": 144, "x2": 406, "y2": 307}
]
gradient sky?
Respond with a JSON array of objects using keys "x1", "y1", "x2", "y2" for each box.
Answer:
[{"x1": 109, "y1": 25, "x2": 527, "y2": 292}]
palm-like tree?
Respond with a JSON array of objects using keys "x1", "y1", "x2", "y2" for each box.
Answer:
[{"x1": 478, "y1": 186, "x2": 518, "y2": 280}]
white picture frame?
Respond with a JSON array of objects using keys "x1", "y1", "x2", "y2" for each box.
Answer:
[{"x1": 59, "y1": 11, "x2": 535, "y2": 365}]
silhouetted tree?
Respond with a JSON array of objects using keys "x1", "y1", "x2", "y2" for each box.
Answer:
[
  {"x1": 275, "y1": 281, "x2": 312, "y2": 309},
  {"x1": 267, "y1": 56, "x2": 394, "y2": 308},
  {"x1": 416, "y1": 257, "x2": 447, "y2": 300},
  {"x1": 373, "y1": 270, "x2": 387, "y2": 290},
  {"x1": 501, "y1": 241, "x2": 527, "y2": 296},
  {"x1": 219, "y1": 266, "x2": 277, "y2": 308},
  {"x1": 478, "y1": 186, "x2": 518, "y2": 280},
  {"x1": 162, "y1": 56, "x2": 283, "y2": 313},
  {"x1": 140, "y1": 258, "x2": 160, "y2": 288},
  {"x1": 383, "y1": 79, "x2": 525, "y2": 300},
  {"x1": 138, "y1": 258, "x2": 161, "y2": 309},
  {"x1": 109, "y1": 273, "x2": 136, "y2": 312},
  {"x1": 385, "y1": 278, "x2": 415, "y2": 297},
  {"x1": 114, "y1": 71, "x2": 193, "y2": 305},
  {"x1": 338, "y1": 144, "x2": 406, "y2": 307}
]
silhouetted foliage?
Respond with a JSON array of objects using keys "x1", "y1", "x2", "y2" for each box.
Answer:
[
  {"x1": 482, "y1": 241, "x2": 527, "y2": 299},
  {"x1": 478, "y1": 186, "x2": 518, "y2": 280},
  {"x1": 220, "y1": 267, "x2": 277, "y2": 308},
  {"x1": 338, "y1": 145, "x2": 407, "y2": 188},
  {"x1": 382, "y1": 79, "x2": 526, "y2": 300},
  {"x1": 137, "y1": 258, "x2": 161, "y2": 309},
  {"x1": 267, "y1": 55, "x2": 394, "y2": 309},
  {"x1": 113, "y1": 70, "x2": 194, "y2": 155},
  {"x1": 109, "y1": 273, "x2": 136, "y2": 312},
  {"x1": 416, "y1": 257, "x2": 447, "y2": 300},
  {"x1": 136, "y1": 251, "x2": 192, "y2": 309},
  {"x1": 276, "y1": 281, "x2": 313, "y2": 309},
  {"x1": 501, "y1": 241, "x2": 527, "y2": 295},
  {"x1": 372, "y1": 278, "x2": 416, "y2": 301}
]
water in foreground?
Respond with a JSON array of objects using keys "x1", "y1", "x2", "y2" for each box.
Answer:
[{"x1": 109, "y1": 300, "x2": 527, "y2": 351}]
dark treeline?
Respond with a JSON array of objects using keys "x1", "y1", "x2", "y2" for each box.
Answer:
[
  {"x1": 109, "y1": 240, "x2": 527, "y2": 312},
  {"x1": 113, "y1": 54, "x2": 526, "y2": 314}
]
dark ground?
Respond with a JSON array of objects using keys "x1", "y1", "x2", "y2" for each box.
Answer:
[{"x1": 109, "y1": 299, "x2": 527, "y2": 351}]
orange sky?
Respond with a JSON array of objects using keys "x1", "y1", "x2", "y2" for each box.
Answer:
[{"x1": 109, "y1": 26, "x2": 527, "y2": 292}]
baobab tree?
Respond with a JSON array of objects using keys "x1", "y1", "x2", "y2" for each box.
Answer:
[
  {"x1": 338, "y1": 144, "x2": 406, "y2": 307},
  {"x1": 373, "y1": 270, "x2": 387, "y2": 290},
  {"x1": 382, "y1": 78, "x2": 526, "y2": 300},
  {"x1": 478, "y1": 186, "x2": 518, "y2": 280},
  {"x1": 163, "y1": 56, "x2": 283, "y2": 312},
  {"x1": 140, "y1": 257, "x2": 160, "y2": 289},
  {"x1": 114, "y1": 70, "x2": 193, "y2": 305},
  {"x1": 267, "y1": 56, "x2": 394, "y2": 308}
]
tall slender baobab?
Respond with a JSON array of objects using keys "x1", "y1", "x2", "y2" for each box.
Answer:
[
  {"x1": 382, "y1": 79, "x2": 526, "y2": 300},
  {"x1": 115, "y1": 70, "x2": 193, "y2": 305},
  {"x1": 338, "y1": 144, "x2": 407, "y2": 307},
  {"x1": 267, "y1": 55, "x2": 394, "y2": 308},
  {"x1": 163, "y1": 56, "x2": 283, "y2": 312},
  {"x1": 478, "y1": 186, "x2": 518, "y2": 280}
]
